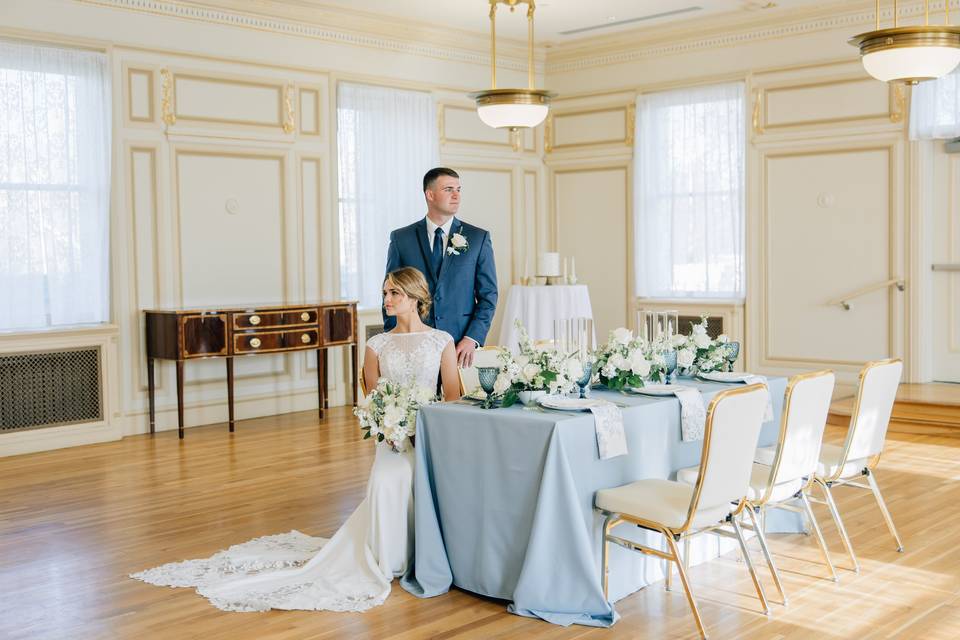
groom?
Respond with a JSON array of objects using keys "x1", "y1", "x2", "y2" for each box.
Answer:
[{"x1": 383, "y1": 167, "x2": 497, "y2": 367}]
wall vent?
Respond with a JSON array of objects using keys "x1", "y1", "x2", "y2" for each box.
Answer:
[
  {"x1": 0, "y1": 348, "x2": 103, "y2": 433},
  {"x1": 677, "y1": 315, "x2": 724, "y2": 338}
]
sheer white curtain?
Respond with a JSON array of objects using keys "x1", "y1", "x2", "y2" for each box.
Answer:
[
  {"x1": 0, "y1": 40, "x2": 111, "y2": 330},
  {"x1": 910, "y1": 67, "x2": 960, "y2": 139},
  {"x1": 634, "y1": 81, "x2": 745, "y2": 299},
  {"x1": 337, "y1": 83, "x2": 437, "y2": 309}
]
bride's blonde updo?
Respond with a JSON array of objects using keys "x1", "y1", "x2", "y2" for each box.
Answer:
[{"x1": 384, "y1": 267, "x2": 432, "y2": 320}]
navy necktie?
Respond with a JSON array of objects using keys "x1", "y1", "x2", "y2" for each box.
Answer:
[{"x1": 431, "y1": 227, "x2": 444, "y2": 278}]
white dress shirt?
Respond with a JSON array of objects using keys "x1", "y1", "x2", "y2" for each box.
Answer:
[{"x1": 425, "y1": 216, "x2": 454, "y2": 253}]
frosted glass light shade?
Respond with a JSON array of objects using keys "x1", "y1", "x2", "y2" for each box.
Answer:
[
  {"x1": 863, "y1": 46, "x2": 960, "y2": 83},
  {"x1": 477, "y1": 102, "x2": 549, "y2": 129}
]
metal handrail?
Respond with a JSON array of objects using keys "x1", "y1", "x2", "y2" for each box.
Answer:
[
  {"x1": 932, "y1": 263, "x2": 960, "y2": 272},
  {"x1": 827, "y1": 278, "x2": 904, "y2": 311}
]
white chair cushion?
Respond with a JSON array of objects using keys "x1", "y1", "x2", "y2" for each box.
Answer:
[
  {"x1": 817, "y1": 443, "x2": 869, "y2": 480},
  {"x1": 677, "y1": 463, "x2": 801, "y2": 504},
  {"x1": 595, "y1": 478, "x2": 733, "y2": 530},
  {"x1": 754, "y1": 445, "x2": 777, "y2": 466}
]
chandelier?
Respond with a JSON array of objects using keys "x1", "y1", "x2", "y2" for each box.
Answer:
[
  {"x1": 849, "y1": 0, "x2": 960, "y2": 84},
  {"x1": 470, "y1": 0, "x2": 555, "y2": 130}
]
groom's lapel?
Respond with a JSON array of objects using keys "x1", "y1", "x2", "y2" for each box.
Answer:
[
  {"x1": 413, "y1": 218, "x2": 436, "y2": 286},
  {"x1": 436, "y1": 218, "x2": 462, "y2": 284}
]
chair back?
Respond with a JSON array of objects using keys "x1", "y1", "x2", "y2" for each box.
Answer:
[
  {"x1": 685, "y1": 384, "x2": 769, "y2": 528},
  {"x1": 765, "y1": 371, "x2": 835, "y2": 492},
  {"x1": 842, "y1": 359, "x2": 902, "y2": 464},
  {"x1": 458, "y1": 346, "x2": 503, "y2": 395}
]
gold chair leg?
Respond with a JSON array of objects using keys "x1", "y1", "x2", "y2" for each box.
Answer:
[
  {"x1": 665, "y1": 537, "x2": 674, "y2": 591},
  {"x1": 683, "y1": 535, "x2": 691, "y2": 570},
  {"x1": 800, "y1": 490, "x2": 839, "y2": 582},
  {"x1": 865, "y1": 469, "x2": 904, "y2": 552},
  {"x1": 731, "y1": 516, "x2": 770, "y2": 615},
  {"x1": 745, "y1": 506, "x2": 787, "y2": 606},
  {"x1": 601, "y1": 514, "x2": 616, "y2": 600},
  {"x1": 817, "y1": 478, "x2": 860, "y2": 574},
  {"x1": 663, "y1": 532, "x2": 708, "y2": 640}
]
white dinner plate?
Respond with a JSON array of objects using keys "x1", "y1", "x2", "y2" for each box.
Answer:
[
  {"x1": 697, "y1": 371, "x2": 752, "y2": 383},
  {"x1": 628, "y1": 384, "x2": 688, "y2": 396},
  {"x1": 537, "y1": 396, "x2": 605, "y2": 411}
]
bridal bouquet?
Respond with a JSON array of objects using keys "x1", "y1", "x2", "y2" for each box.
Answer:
[
  {"x1": 672, "y1": 316, "x2": 737, "y2": 375},
  {"x1": 595, "y1": 328, "x2": 668, "y2": 390},
  {"x1": 488, "y1": 321, "x2": 581, "y2": 407},
  {"x1": 354, "y1": 379, "x2": 437, "y2": 452}
]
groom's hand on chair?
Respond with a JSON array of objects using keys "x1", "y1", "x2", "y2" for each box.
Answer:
[{"x1": 456, "y1": 338, "x2": 477, "y2": 368}]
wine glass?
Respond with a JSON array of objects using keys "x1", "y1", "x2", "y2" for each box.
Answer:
[
  {"x1": 724, "y1": 342, "x2": 740, "y2": 372},
  {"x1": 576, "y1": 360, "x2": 593, "y2": 398},
  {"x1": 477, "y1": 367, "x2": 500, "y2": 408},
  {"x1": 662, "y1": 350, "x2": 678, "y2": 384}
]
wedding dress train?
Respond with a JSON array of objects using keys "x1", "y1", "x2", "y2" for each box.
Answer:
[{"x1": 131, "y1": 328, "x2": 452, "y2": 612}]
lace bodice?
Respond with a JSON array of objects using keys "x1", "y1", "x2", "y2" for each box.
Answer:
[{"x1": 366, "y1": 329, "x2": 453, "y2": 389}]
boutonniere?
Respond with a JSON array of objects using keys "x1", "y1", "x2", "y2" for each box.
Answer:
[{"x1": 446, "y1": 232, "x2": 469, "y2": 256}]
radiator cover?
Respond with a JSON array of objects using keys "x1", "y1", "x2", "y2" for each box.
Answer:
[{"x1": 0, "y1": 347, "x2": 103, "y2": 432}]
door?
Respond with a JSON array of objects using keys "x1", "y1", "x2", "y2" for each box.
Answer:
[{"x1": 932, "y1": 149, "x2": 960, "y2": 382}]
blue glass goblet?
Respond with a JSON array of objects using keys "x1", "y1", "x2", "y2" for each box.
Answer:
[
  {"x1": 724, "y1": 342, "x2": 740, "y2": 372},
  {"x1": 662, "y1": 350, "x2": 678, "y2": 384},
  {"x1": 576, "y1": 361, "x2": 593, "y2": 398},
  {"x1": 476, "y1": 367, "x2": 500, "y2": 408}
]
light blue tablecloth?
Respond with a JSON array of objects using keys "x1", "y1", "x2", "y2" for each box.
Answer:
[{"x1": 400, "y1": 377, "x2": 788, "y2": 627}]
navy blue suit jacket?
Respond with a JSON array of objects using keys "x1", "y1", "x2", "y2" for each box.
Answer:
[{"x1": 383, "y1": 218, "x2": 498, "y2": 345}]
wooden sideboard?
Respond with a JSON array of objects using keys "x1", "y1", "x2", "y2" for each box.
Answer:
[{"x1": 144, "y1": 302, "x2": 358, "y2": 438}]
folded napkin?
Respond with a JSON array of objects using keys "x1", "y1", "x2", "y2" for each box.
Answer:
[
  {"x1": 672, "y1": 387, "x2": 707, "y2": 442},
  {"x1": 589, "y1": 402, "x2": 627, "y2": 460},
  {"x1": 742, "y1": 374, "x2": 775, "y2": 422}
]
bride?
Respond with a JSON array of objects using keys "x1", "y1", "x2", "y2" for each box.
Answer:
[{"x1": 132, "y1": 266, "x2": 461, "y2": 612}]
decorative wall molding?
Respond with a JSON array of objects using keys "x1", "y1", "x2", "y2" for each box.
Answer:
[{"x1": 76, "y1": 0, "x2": 541, "y2": 74}]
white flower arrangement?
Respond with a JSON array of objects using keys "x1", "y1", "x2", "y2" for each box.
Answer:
[
  {"x1": 673, "y1": 316, "x2": 738, "y2": 375},
  {"x1": 594, "y1": 328, "x2": 669, "y2": 390},
  {"x1": 446, "y1": 232, "x2": 469, "y2": 256},
  {"x1": 486, "y1": 321, "x2": 580, "y2": 407},
  {"x1": 354, "y1": 379, "x2": 437, "y2": 451}
]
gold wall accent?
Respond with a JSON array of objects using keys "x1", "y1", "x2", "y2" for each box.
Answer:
[
  {"x1": 543, "y1": 113, "x2": 553, "y2": 153},
  {"x1": 282, "y1": 84, "x2": 295, "y2": 134},
  {"x1": 889, "y1": 84, "x2": 906, "y2": 124},
  {"x1": 625, "y1": 103, "x2": 636, "y2": 147},
  {"x1": 752, "y1": 89, "x2": 764, "y2": 135},
  {"x1": 160, "y1": 68, "x2": 175, "y2": 126}
]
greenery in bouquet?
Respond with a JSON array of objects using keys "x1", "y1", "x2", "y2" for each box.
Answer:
[
  {"x1": 672, "y1": 315, "x2": 737, "y2": 375},
  {"x1": 354, "y1": 379, "x2": 437, "y2": 451},
  {"x1": 488, "y1": 321, "x2": 582, "y2": 407},
  {"x1": 595, "y1": 327, "x2": 669, "y2": 390}
]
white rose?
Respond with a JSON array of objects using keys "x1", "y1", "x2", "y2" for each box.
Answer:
[
  {"x1": 677, "y1": 348, "x2": 695, "y2": 368},
  {"x1": 671, "y1": 334, "x2": 688, "y2": 348},
  {"x1": 383, "y1": 404, "x2": 406, "y2": 430},
  {"x1": 692, "y1": 323, "x2": 707, "y2": 336},
  {"x1": 651, "y1": 353, "x2": 665, "y2": 367},
  {"x1": 414, "y1": 386, "x2": 435, "y2": 404},
  {"x1": 564, "y1": 359, "x2": 583, "y2": 381},
  {"x1": 450, "y1": 233, "x2": 467, "y2": 248},
  {"x1": 693, "y1": 332, "x2": 711, "y2": 349},
  {"x1": 602, "y1": 364, "x2": 617, "y2": 379},
  {"x1": 493, "y1": 372, "x2": 512, "y2": 395},
  {"x1": 629, "y1": 352, "x2": 651, "y2": 377},
  {"x1": 717, "y1": 334, "x2": 729, "y2": 344},
  {"x1": 522, "y1": 363, "x2": 541, "y2": 383},
  {"x1": 611, "y1": 327, "x2": 633, "y2": 346}
]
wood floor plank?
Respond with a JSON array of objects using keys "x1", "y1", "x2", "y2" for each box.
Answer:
[{"x1": 1, "y1": 408, "x2": 959, "y2": 639}]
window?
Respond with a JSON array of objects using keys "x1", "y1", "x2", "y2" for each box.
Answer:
[
  {"x1": 634, "y1": 81, "x2": 745, "y2": 299},
  {"x1": 336, "y1": 82, "x2": 437, "y2": 309},
  {"x1": 0, "y1": 40, "x2": 111, "y2": 330},
  {"x1": 910, "y1": 67, "x2": 960, "y2": 140}
]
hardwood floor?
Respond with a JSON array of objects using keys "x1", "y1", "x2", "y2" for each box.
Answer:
[{"x1": 2, "y1": 407, "x2": 959, "y2": 639}]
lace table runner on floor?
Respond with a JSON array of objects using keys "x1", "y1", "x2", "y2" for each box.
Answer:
[{"x1": 589, "y1": 402, "x2": 627, "y2": 460}]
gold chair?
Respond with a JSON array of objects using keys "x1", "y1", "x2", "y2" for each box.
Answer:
[
  {"x1": 811, "y1": 359, "x2": 904, "y2": 574},
  {"x1": 595, "y1": 384, "x2": 771, "y2": 639},
  {"x1": 457, "y1": 345, "x2": 502, "y2": 397}
]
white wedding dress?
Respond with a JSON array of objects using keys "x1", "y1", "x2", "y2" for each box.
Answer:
[{"x1": 131, "y1": 328, "x2": 453, "y2": 612}]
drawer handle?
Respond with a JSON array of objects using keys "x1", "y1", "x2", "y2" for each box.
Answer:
[
  {"x1": 249, "y1": 337, "x2": 262, "y2": 348},
  {"x1": 249, "y1": 315, "x2": 261, "y2": 326},
  {"x1": 300, "y1": 312, "x2": 311, "y2": 322},
  {"x1": 301, "y1": 333, "x2": 312, "y2": 344}
]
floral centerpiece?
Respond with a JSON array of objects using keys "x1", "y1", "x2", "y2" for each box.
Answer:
[
  {"x1": 594, "y1": 327, "x2": 670, "y2": 390},
  {"x1": 486, "y1": 321, "x2": 582, "y2": 407},
  {"x1": 354, "y1": 379, "x2": 437, "y2": 451},
  {"x1": 672, "y1": 316, "x2": 737, "y2": 375}
]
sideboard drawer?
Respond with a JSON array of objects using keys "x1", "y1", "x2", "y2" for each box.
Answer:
[
  {"x1": 181, "y1": 314, "x2": 228, "y2": 358},
  {"x1": 322, "y1": 305, "x2": 355, "y2": 345},
  {"x1": 234, "y1": 328, "x2": 319, "y2": 354},
  {"x1": 234, "y1": 308, "x2": 318, "y2": 330}
]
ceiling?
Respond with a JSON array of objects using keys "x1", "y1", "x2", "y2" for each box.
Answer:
[{"x1": 295, "y1": 1, "x2": 842, "y2": 44}]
